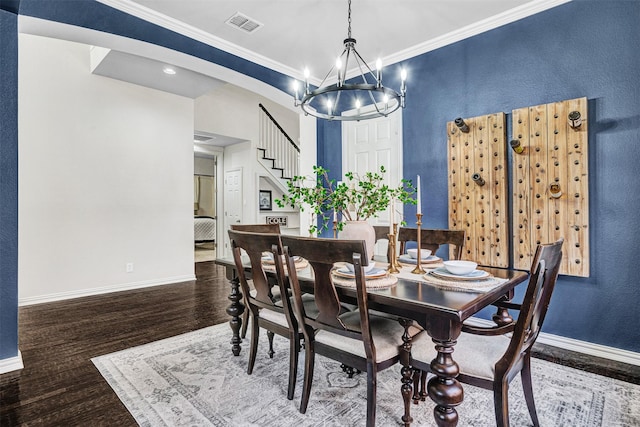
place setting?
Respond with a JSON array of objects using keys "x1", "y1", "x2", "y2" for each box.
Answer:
[
  {"x1": 260, "y1": 252, "x2": 309, "y2": 271},
  {"x1": 331, "y1": 261, "x2": 398, "y2": 289},
  {"x1": 397, "y1": 248, "x2": 443, "y2": 267},
  {"x1": 421, "y1": 260, "x2": 508, "y2": 292}
]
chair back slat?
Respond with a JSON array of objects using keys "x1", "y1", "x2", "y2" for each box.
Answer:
[
  {"x1": 280, "y1": 236, "x2": 370, "y2": 340},
  {"x1": 230, "y1": 223, "x2": 281, "y2": 233},
  {"x1": 397, "y1": 228, "x2": 465, "y2": 259},
  {"x1": 228, "y1": 230, "x2": 282, "y2": 308},
  {"x1": 501, "y1": 238, "x2": 563, "y2": 369}
]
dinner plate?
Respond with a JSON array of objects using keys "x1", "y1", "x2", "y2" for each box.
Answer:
[
  {"x1": 429, "y1": 267, "x2": 490, "y2": 281},
  {"x1": 262, "y1": 255, "x2": 301, "y2": 264},
  {"x1": 398, "y1": 254, "x2": 441, "y2": 265},
  {"x1": 333, "y1": 267, "x2": 387, "y2": 279}
]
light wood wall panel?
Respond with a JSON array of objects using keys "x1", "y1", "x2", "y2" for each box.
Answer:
[
  {"x1": 448, "y1": 113, "x2": 508, "y2": 267},
  {"x1": 511, "y1": 97, "x2": 589, "y2": 276}
]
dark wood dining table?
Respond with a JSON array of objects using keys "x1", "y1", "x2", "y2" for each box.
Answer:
[{"x1": 214, "y1": 256, "x2": 527, "y2": 427}]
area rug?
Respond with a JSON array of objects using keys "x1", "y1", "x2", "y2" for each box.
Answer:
[{"x1": 92, "y1": 324, "x2": 640, "y2": 426}]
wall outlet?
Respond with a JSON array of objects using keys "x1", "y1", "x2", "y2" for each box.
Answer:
[{"x1": 126, "y1": 262, "x2": 134, "y2": 273}]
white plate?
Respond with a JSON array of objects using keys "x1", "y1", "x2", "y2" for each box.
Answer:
[
  {"x1": 429, "y1": 267, "x2": 490, "y2": 281},
  {"x1": 398, "y1": 254, "x2": 441, "y2": 265},
  {"x1": 333, "y1": 267, "x2": 387, "y2": 279}
]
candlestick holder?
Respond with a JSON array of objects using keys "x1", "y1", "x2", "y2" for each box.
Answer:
[
  {"x1": 387, "y1": 223, "x2": 400, "y2": 274},
  {"x1": 333, "y1": 220, "x2": 338, "y2": 239},
  {"x1": 411, "y1": 214, "x2": 426, "y2": 274}
]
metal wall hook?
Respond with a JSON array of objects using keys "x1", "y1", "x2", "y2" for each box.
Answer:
[
  {"x1": 568, "y1": 111, "x2": 582, "y2": 129},
  {"x1": 549, "y1": 183, "x2": 562, "y2": 198},
  {"x1": 510, "y1": 139, "x2": 524, "y2": 154},
  {"x1": 472, "y1": 173, "x2": 485, "y2": 186},
  {"x1": 454, "y1": 117, "x2": 470, "y2": 133}
]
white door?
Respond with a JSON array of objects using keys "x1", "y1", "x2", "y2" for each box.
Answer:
[
  {"x1": 342, "y1": 110, "x2": 403, "y2": 258},
  {"x1": 224, "y1": 168, "x2": 243, "y2": 257}
]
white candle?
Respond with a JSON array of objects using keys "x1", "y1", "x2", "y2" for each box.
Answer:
[
  {"x1": 333, "y1": 209, "x2": 337, "y2": 222},
  {"x1": 389, "y1": 197, "x2": 395, "y2": 233},
  {"x1": 416, "y1": 175, "x2": 422, "y2": 215}
]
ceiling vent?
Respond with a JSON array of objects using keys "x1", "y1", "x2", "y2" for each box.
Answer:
[
  {"x1": 225, "y1": 12, "x2": 263, "y2": 33},
  {"x1": 194, "y1": 133, "x2": 215, "y2": 143}
]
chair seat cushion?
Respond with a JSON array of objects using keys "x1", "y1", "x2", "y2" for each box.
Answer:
[
  {"x1": 315, "y1": 311, "x2": 422, "y2": 363},
  {"x1": 411, "y1": 330, "x2": 511, "y2": 381},
  {"x1": 259, "y1": 293, "x2": 318, "y2": 328}
]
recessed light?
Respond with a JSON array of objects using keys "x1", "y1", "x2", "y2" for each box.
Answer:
[{"x1": 163, "y1": 66, "x2": 176, "y2": 75}]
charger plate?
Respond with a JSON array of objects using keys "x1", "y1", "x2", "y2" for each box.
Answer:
[
  {"x1": 331, "y1": 271, "x2": 398, "y2": 289},
  {"x1": 422, "y1": 272, "x2": 507, "y2": 293}
]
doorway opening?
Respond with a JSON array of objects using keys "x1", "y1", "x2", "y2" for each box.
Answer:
[{"x1": 194, "y1": 152, "x2": 217, "y2": 262}]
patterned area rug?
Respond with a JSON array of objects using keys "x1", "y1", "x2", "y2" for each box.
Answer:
[{"x1": 92, "y1": 324, "x2": 640, "y2": 426}]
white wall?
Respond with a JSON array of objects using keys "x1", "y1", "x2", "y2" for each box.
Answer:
[
  {"x1": 194, "y1": 83, "x2": 300, "y2": 145},
  {"x1": 18, "y1": 34, "x2": 195, "y2": 303}
]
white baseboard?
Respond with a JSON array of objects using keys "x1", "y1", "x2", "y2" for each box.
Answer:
[
  {"x1": 18, "y1": 275, "x2": 196, "y2": 306},
  {"x1": 0, "y1": 351, "x2": 23, "y2": 374},
  {"x1": 465, "y1": 317, "x2": 640, "y2": 367}
]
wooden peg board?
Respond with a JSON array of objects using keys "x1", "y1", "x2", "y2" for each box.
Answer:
[
  {"x1": 447, "y1": 113, "x2": 509, "y2": 267},
  {"x1": 512, "y1": 97, "x2": 589, "y2": 277}
]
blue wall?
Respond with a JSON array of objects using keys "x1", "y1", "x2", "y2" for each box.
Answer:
[
  {"x1": 1, "y1": 1, "x2": 639, "y2": 360},
  {"x1": 322, "y1": 1, "x2": 640, "y2": 352},
  {"x1": 0, "y1": 8, "x2": 19, "y2": 360}
]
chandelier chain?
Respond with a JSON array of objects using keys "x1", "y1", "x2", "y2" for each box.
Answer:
[{"x1": 347, "y1": 0, "x2": 352, "y2": 39}]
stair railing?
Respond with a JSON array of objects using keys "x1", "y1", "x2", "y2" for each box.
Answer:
[{"x1": 258, "y1": 103, "x2": 299, "y2": 180}]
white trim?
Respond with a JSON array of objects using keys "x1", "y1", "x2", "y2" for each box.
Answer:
[
  {"x1": 96, "y1": 0, "x2": 303, "y2": 81},
  {"x1": 97, "y1": 0, "x2": 570, "y2": 84},
  {"x1": 381, "y1": 0, "x2": 571, "y2": 69},
  {"x1": 465, "y1": 317, "x2": 640, "y2": 367},
  {"x1": 18, "y1": 275, "x2": 196, "y2": 307},
  {"x1": 0, "y1": 351, "x2": 24, "y2": 374}
]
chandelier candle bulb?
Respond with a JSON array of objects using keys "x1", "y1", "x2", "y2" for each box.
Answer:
[
  {"x1": 336, "y1": 57, "x2": 343, "y2": 86},
  {"x1": 376, "y1": 58, "x2": 382, "y2": 87},
  {"x1": 304, "y1": 68, "x2": 310, "y2": 94}
]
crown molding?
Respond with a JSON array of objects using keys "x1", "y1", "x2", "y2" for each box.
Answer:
[
  {"x1": 96, "y1": 0, "x2": 303, "y2": 80},
  {"x1": 381, "y1": 0, "x2": 571, "y2": 68},
  {"x1": 99, "y1": 0, "x2": 570, "y2": 85}
]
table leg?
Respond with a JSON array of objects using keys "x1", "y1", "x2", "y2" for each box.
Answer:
[
  {"x1": 427, "y1": 339, "x2": 464, "y2": 427},
  {"x1": 492, "y1": 307, "x2": 513, "y2": 326},
  {"x1": 399, "y1": 319, "x2": 414, "y2": 427},
  {"x1": 226, "y1": 276, "x2": 244, "y2": 356}
]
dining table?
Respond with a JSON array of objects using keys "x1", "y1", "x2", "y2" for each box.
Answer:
[{"x1": 214, "y1": 255, "x2": 528, "y2": 427}]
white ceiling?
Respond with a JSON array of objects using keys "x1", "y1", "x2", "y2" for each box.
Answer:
[
  {"x1": 89, "y1": 0, "x2": 568, "y2": 146},
  {"x1": 98, "y1": 0, "x2": 568, "y2": 84}
]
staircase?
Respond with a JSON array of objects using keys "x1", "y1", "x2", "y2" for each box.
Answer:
[{"x1": 257, "y1": 103, "x2": 299, "y2": 186}]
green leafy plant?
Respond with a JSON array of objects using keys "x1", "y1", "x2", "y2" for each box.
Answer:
[{"x1": 275, "y1": 165, "x2": 416, "y2": 235}]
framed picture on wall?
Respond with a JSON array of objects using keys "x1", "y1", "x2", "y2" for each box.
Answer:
[{"x1": 259, "y1": 190, "x2": 272, "y2": 211}]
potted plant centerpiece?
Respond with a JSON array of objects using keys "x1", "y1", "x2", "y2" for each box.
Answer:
[{"x1": 275, "y1": 165, "x2": 416, "y2": 258}]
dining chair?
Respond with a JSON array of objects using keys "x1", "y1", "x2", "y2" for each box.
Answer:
[
  {"x1": 397, "y1": 227, "x2": 466, "y2": 260},
  {"x1": 373, "y1": 225, "x2": 391, "y2": 262},
  {"x1": 408, "y1": 238, "x2": 564, "y2": 427},
  {"x1": 230, "y1": 223, "x2": 281, "y2": 339},
  {"x1": 277, "y1": 235, "x2": 424, "y2": 427},
  {"x1": 230, "y1": 223, "x2": 281, "y2": 233},
  {"x1": 228, "y1": 229, "x2": 302, "y2": 400}
]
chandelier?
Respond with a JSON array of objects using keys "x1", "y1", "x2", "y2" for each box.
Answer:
[{"x1": 293, "y1": 0, "x2": 407, "y2": 121}]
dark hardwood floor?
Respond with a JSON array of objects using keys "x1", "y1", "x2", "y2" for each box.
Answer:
[
  {"x1": 0, "y1": 261, "x2": 230, "y2": 426},
  {"x1": 1, "y1": 260, "x2": 639, "y2": 426}
]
